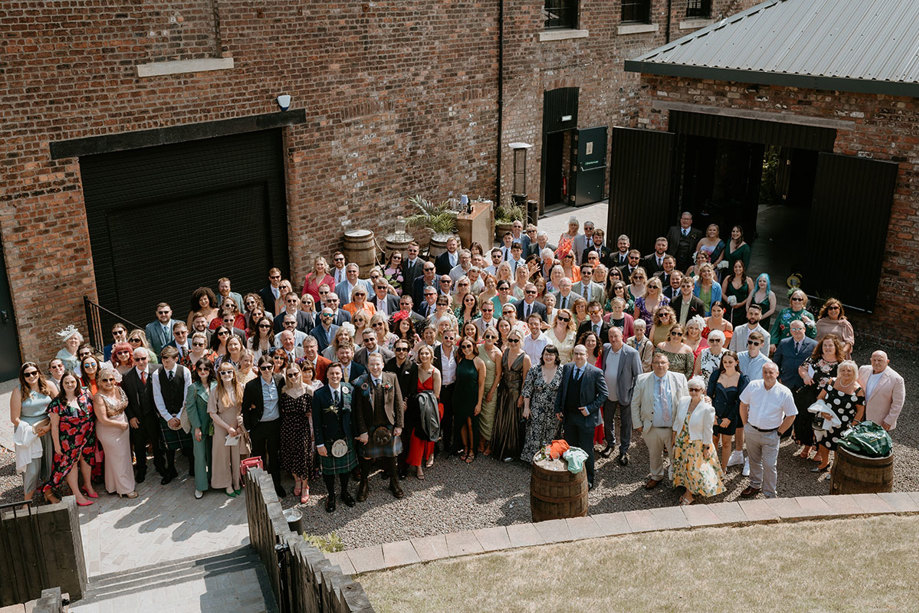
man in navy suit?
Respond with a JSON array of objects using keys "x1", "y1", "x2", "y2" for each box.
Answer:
[
  {"x1": 310, "y1": 308, "x2": 339, "y2": 353},
  {"x1": 258, "y1": 267, "x2": 283, "y2": 313},
  {"x1": 145, "y1": 302, "x2": 178, "y2": 355},
  {"x1": 515, "y1": 283, "x2": 548, "y2": 323},
  {"x1": 555, "y1": 345, "x2": 609, "y2": 489},
  {"x1": 434, "y1": 236, "x2": 460, "y2": 276},
  {"x1": 773, "y1": 320, "x2": 818, "y2": 423}
]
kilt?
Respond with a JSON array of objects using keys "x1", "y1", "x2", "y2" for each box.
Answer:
[
  {"x1": 159, "y1": 417, "x2": 192, "y2": 451},
  {"x1": 360, "y1": 430, "x2": 403, "y2": 459},
  {"x1": 319, "y1": 439, "x2": 358, "y2": 475}
]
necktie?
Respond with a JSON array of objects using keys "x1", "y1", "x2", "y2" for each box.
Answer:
[
  {"x1": 525, "y1": 303, "x2": 531, "y2": 319},
  {"x1": 163, "y1": 324, "x2": 169, "y2": 337},
  {"x1": 594, "y1": 323, "x2": 600, "y2": 336},
  {"x1": 574, "y1": 367, "x2": 582, "y2": 381},
  {"x1": 657, "y1": 257, "x2": 662, "y2": 266},
  {"x1": 167, "y1": 370, "x2": 174, "y2": 382},
  {"x1": 658, "y1": 377, "x2": 671, "y2": 423},
  {"x1": 561, "y1": 295, "x2": 567, "y2": 309},
  {"x1": 372, "y1": 377, "x2": 380, "y2": 387},
  {"x1": 682, "y1": 229, "x2": 688, "y2": 237},
  {"x1": 141, "y1": 371, "x2": 147, "y2": 385},
  {"x1": 333, "y1": 389, "x2": 339, "y2": 405},
  {"x1": 795, "y1": 341, "x2": 801, "y2": 354}
]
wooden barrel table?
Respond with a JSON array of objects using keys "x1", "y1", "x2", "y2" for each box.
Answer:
[
  {"x1": 530, "y1": 457, "x2": 588, "y2": 522},
  {"x1": 343, "y1": 229, "x2": 377, "y2": 270},
  {"x1": 830, "y1": 446, "x2": 894, "y2": 494}
]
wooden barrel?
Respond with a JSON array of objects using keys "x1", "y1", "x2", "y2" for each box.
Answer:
[
  {"x1": 427, "y1": 233, "x2": 452, "y2": 258},
  {"x1": 343, "y1": 229, "x2": 377, "y2": 270},
  {"x1": 384, "y1": 235, "x2": 413, "y2": 258},
  {"x1": 830, "y1": 446, "x2": 894, "y2": 495},
  {"x1": 530, "y1": 458, "x2": 588, "y2": 522}
]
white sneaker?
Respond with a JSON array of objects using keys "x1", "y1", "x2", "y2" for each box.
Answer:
[
  {"x1": 742, "y1": 459, "x2": 750, "y2": 477},
  {"x1": 194, "y1": 490, "x2": 204, "y2": 499},
  {"x1": 728, "y1": 450, "x2": 744, "y2": 467}
]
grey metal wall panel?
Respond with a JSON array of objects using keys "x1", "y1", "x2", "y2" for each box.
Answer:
[{"x1": 669, "y1": 110, "x2": 836, "y2": 151}]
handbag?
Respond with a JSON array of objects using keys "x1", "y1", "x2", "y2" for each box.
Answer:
[
  {"x1": 179, "y1": 408, "x2": 191, "y2": 434},
  {"x1": 239, "y1": 456, "x2": 263, "y2": 479},
  {"x1": 416, "y1": 390, "x2": 441, "y2": 442},
  {"x1": 807, "y1": 399, "x2": 833, "y2": 431}
]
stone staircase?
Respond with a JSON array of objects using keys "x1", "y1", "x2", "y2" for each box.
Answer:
[{"x1": 72, "y1": 547, "x2": 277, "y2": 613}]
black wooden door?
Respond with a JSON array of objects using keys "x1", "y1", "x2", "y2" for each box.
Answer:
[
  {"x1": 80, "y1": 130, "x2": 289, "y2": 326},
  {"x1": 0, "y1": 240, "x2": 22, "y2": 379},
  {"x1": 805, "y1": 153, "x2": 899, "y2": 312},
  {"x1": 572, "y1": 126, "x2": 607, "y2": 206},
  {"x1": 607, "y1": 127, "x2": 675, "y2": 253}
]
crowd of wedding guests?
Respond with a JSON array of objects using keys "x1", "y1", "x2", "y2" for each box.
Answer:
[{"x1": 9, "y1": 213, "x2": 906, "y2": 512}]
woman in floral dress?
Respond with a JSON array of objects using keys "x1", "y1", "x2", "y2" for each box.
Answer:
[
  {"x1": 672, "y1": 377, "x2": 724, "y2": 505},
  {"x1": 42, "y1": 372, "x2": 97, "y2": 506},
  {"x1": 520, "y1": 345, "x2": 562, "y2": 462}
]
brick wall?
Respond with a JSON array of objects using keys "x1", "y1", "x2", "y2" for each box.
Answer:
[
  {"x1": 1, "y1": 1, "x2": 501, "y2": 361},
  {"x1": 633, "y1": 75, "x2": 919, "y2": 343}
]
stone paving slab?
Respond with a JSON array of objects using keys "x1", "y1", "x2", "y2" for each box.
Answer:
[
  {"x1": 648, "y1": 505, "x2": 690, "y2": 530},
  {"x1": 382, "y1": 540, "x2": 422, "y2": 568},
  {"x1": 409, "y1": 534, "x2": 449, "y2": 563},
  {"x1": 325, "y1": 551, "x2": 355, "y2": 576},
  {"x1": 738, "y1": 498, "x2": 780, "y2": 522},
  {"x1": 591, "y1": 512, "x2": 631, "y2": 536},
  {"x1": 445, "y1": 530, "x2": 484, "y2": 557},
  {"x1": 706, "y1": 501, "x2": 748, "y2": 525},
  {"x1": 347, "y1": 545, "x2": 386, "y2": 574},
  {"x1": 681, "y1": 503, "x2": 726, "y2": 527},
  {"x1": 473, "y1": 526, "x2": 512, "y2": 552},
  {"x1": 532, "y1": 518, "x2": 572, "y2": 544},
  {"x1": 623, "y1": 509, "x2": 657, "y2": 533},
  {"x1": 506, "y1": 523, "x2": 545, "y2": 548},
  {"x1": 877, "y1": 492, "x2": 919, "y2": 513},
  {"x1": 565, "y1": 516, "x2": 604, "y2": 540}
]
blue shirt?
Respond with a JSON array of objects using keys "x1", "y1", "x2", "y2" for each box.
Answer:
[
  {"x1": 651, "y1": 373, "x2": 673, "y2": 428},
  {"x1": 260, "y1": 377, "x2": 279, "y2": 422},
  {"x1": 739, "y1": 352, "x2": 771, "y2": 382}
]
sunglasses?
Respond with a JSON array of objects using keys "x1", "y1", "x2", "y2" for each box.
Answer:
[
  {"x1": 84, "y1": 362, "x2": 98, "y2": 368},
  {"x1": 116, "y1": 350, "x2": 130, "y2": 355},
  {"x1": 791, "y1": 297, "x2": 804, "y2": 302},
  {"x1": 321, "y1": 313, "x2": 333, "y2": 318},
  {"x1": 507, "y1": 338, "x2": 519, "y2": 343},
  {"x1": 135, "y1": 356, "x2": 148, "y2": 361},
  {"x1": 372, "y1": 322, "x2": 385, "y2": 328},
  {"x1": 157, "y1": 310, "x2": 170, "y2": 315},
  {"x1": 23, "y1": 371, "x2": 39, "y2": 377},
  {"x1": 192, "y1": 341, "x2": 206, "y2": 347},
  {"x1": 270, "y1": 274, "x2": 281, "y2": 279},
  {"x1": 259, "y1": 365, "x2": 273, "y2": 371},
  {"x1": 218, "y1": 331, "x2": 229, "y2": 337},
  {"x1": 747, "y1": 341, "x2": 762, "y2": 346},
  {"x1": 286, "y1": 372, "x2": 299, "y2": 378},
  {"x1": 394, "y1": 347, "x2": 408, "y2": 352},
  {"x1": 670, "y1": 332, "x2": 683, "y2": 337},
  {"x1": 827, "y1": 306, "x2": 840, "y2": 310},
  {"x1": 557, "y1": 317, "x2": 570, "y2": 322},
  {"x1": 99, "y1": 378, "x2": 115, "y2": 383}
]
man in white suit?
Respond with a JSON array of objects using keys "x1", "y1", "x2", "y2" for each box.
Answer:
[
  {"x1": 631, "y1": 352, "x2": 689, "y2": 489},
  {"x1": 858, "y1": 351, "x2": 905, "y2": 431}
]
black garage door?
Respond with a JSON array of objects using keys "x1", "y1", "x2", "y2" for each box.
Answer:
[{"x1": 80, "y1": 130, "x2": 289, "y2": 326}]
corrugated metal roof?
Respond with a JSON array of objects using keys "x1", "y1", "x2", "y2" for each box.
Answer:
[{"x1": 625, "y1": 0, "x2": 919, "y2": 97}]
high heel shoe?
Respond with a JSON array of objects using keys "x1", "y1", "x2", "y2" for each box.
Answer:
[
  {"x1": 76, "y1": 499, "x2": 94, "y2": 507},
  {"x1": 81, "y1": 489, "x2": 99, "y2": 499},
  {"x1": 121, "y1": 491, "x2": 139, "y2": 499},
  {"x1": 293, "y1": 482, "x2": 302, "y2": 497},
  {"x1": 300, "y1": 488, "x2": 309, "y2": 504},
  {"x1": 43, "y1": 489, "x2": 60, "y2": 504}
]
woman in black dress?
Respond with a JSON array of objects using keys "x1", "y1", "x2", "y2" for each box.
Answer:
[
  {"x1": 280, "y1": 361, "x2": 315, "y2": 504},
  {"x1": 707, "y1": 351, "x2": 749, "y2": 472},
  {"x1": 491, "y1": 330, "x2": 531, "y2": 462},
  {"x1": 795, "y1": 334, "x2": 844, "y2": 461}
]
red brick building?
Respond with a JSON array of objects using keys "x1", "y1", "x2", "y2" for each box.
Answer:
[
  {"x1": 619, "y1": 0, "x2": 919, "y2": 344},
  {"x1": 1, "y1": 0, "x2": 750, "y2": 371}
]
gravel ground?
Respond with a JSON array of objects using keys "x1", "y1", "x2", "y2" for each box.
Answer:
[{"x1": 1, "y1": 339, "x2": 914, "y2": 550}]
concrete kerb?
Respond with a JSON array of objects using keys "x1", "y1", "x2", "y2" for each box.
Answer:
[{"x1": 339, "y1": 492, "x2": 919, "y2": 576}]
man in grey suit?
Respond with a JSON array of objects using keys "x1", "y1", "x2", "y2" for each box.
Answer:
[
  {"x1": 310, "y1": 308, "x2": 339, "y2": 354},
  {"x1": 572, "y1": 263, "x2": 604, "y2": 305},
  {"x1": 631, "y1": 352, "x2": 689, "y2": 489},
  {"x1": 598, "y1": 327, "x2": 643, "y2": 464},
  {"x1": 354, "y1": 328, "x2": 395, "y2": 367},
  {"x1": 553, "y1": 278, "x2": 583, "y2": 312},
  {"x1": 371, "y1": 282, "x2": 400, "y2": 318},
  {"x1": 772, "y1": 320, "x2": 817, "y2": 421},
  {"x1": 335, "y1": 263, "x2": 373, "y2": 305},
  {"x1": 145, "y1": 302, "x2": 178, "y2": 355},
  {"x1": 555, "y1": 345, "x2": 609, "y2": 489}
]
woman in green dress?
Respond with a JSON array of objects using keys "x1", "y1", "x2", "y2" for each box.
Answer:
[
  {"x1": 477, "y1": 327, "x2": 503, "y2": 456},
  {"x1": 454, "y1": 338, "x2": 486, "y2": 463},
  {"x1": 654, "y1": 324, "x2": 695, "y2": 379},
  {"x1": 185, "y1": 358, "x2": 215, "y2": 498},
  {"x1": 721, "y1": 259, "x2": 753, "y2": 327},
  {"x1": 724, "y1": 225, "x2": 751, "y2": 272},
  {"x1": 770, "y1": 288, "x2": 817, "y2": 346},
  {"x1": 492, "y1": 330, "x2": 531, "y2": 462}
]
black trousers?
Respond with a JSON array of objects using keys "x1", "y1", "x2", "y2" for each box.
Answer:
[
  {"x1": 563, "y1": 417, "x2": 596, "y2": 486},
  {"x1": 130, "y1": 412, "x2": 165, "y2": 477},
  {"x1": 439, "y1": 383, "x2": 456, "y2": 453},
  {"x1": 250, "y1": 419, "x2": 283, "y2": 488}
]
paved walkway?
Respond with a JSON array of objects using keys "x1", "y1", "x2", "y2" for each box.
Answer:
[
  {"x1": 77, "y1": 459, "x2": 249, "y2": 577},
  {"x1": 326, "y1": 491, "x2": 919, "y2": 575}
]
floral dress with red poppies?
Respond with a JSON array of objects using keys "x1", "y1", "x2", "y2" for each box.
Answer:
[{"x1": 42, "y1": 390, "x2": 95, "y2": 494}]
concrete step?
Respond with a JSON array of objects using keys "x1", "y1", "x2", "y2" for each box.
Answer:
[{"x1": 79, "y1": 547, "x2": 269, "y2": 605}]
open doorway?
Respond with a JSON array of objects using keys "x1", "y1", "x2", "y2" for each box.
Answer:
[{"x1": 543, "y1": 129, "x2": 573, "y2": 209}]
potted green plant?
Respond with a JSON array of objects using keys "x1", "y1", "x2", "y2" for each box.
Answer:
[
  {"x1": 404, "y1": 195, "x2": 459, "y2": 254},
  {"x1": 493, "y1": 199, "x2": 526, "y2": 242}
]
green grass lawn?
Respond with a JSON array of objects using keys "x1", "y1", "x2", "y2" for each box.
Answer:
[{"x1": 361, "y1": 515, "x2": 919, "y2": 612}]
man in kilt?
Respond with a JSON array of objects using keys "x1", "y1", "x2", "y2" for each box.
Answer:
[
  {"x1": 151, "y1": 346, "x2": 193, "y2": 484},
  {"x1": 313, "y1": 362, "x2": 357, "y2": 513},
  {"x1": 354, "y1": 353, "x2": 405, "y2": 501}
]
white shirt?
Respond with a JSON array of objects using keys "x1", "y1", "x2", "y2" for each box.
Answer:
[
  {"x1": 440, "y1": 346, "x2": 457, "y2": 385},
  {"x1": 151, "y1": 366, "x2": 192, "y2": 422},
  {"x1": 739, "y1": 380, "x2": 797, "y2": 430},
  {"x1": 375, "y1": 295, "x2": 391, "y2": 316},
  {"x1": 866, "y1": 371, "x2": 883, "y2": 400},
  {"x1": 523, "y1": 333, "x2": 548, "y2": 366}
]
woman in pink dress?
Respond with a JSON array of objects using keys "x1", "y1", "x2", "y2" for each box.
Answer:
[{"x1": 93, "y1": 368, "x2": 137, "y2": 498}]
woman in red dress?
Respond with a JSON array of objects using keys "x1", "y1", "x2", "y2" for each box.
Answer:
[
  {"x1": 302, "y1": 256, "x2": 336, "y2": 304},
  {"x1": 406, "y1": 345, "x2": 443, "y2": 479}
]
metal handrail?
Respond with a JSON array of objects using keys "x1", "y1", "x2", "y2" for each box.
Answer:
[{"x1": 83, "y1": 296, "x2": 144, "y2": 352}]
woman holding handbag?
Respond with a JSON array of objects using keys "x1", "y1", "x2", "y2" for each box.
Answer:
[
  {"x1": 812, "y1": 360, "x2": 864, "y2": 473},
  {"x1": 209, "y1": 362, "x2": 243, "y2": 497},
  {"x1": 185, "y1": 359, "x2": 215, "y2": 499}
]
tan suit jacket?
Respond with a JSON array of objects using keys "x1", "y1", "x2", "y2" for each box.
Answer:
[
  {"x1": 857, "y1": 366, "x2": 905, "y2": 430},
  {"x1": 631, "y1": 370, "x2": 689, "y2": 432}
]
